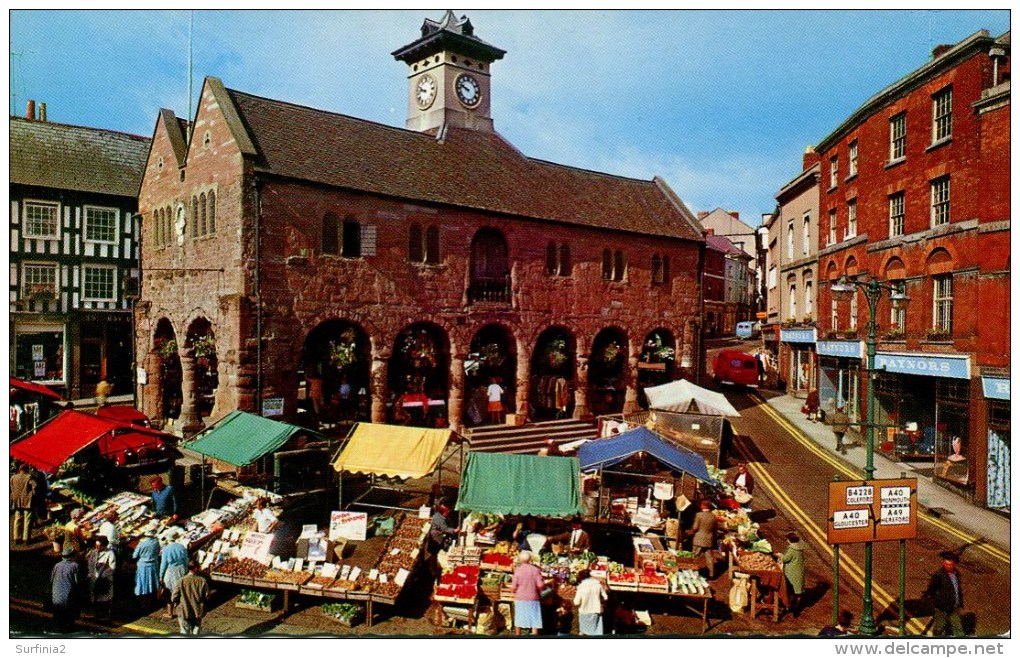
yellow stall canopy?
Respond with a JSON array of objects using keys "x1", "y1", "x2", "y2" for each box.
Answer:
[{"x1": 332, "y1": 423, "x2": 453, "y2": 480}]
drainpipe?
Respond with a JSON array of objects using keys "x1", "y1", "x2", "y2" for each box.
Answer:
[{"x1": 253, "y1": 177, "x2": 263, "y2": 414}]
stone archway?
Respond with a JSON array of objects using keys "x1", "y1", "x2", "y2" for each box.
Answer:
[
  {"x1": 463, "y1": 323, "x2": 517, "y2": 426},
  {"x1": 301, "y1": 320, "x2": 372, "y2": 426},
  {"x1": 588, "y1": 327, "x2": 628, "y2": 416},
  {"x1": 185, "y1": 318, "x2": 218, "y2": 421},
  {"x1": 637, "y1": 328, "x2": 676, "y2": 408},
  {"x1": 389, "y1": 323, "x2": 451, "y2": 427},
  {"x1": 529, "y1": 326, "x2": 576, "y2": 420},
  {"x1": 150, "y1": 318, "x2": 182, "y2": 426}
]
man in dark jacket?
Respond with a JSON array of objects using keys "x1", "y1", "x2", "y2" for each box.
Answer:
[
  {"x1": 10, "y1": 463, "x2": 36, "y2": 543},
  {"x1": 50, "y1": 546, "x2": 82, "y2": 632},
  {"x1": 176, "y1": 561, "x2": 209, "y2": 635},
  {"x1": 831, "y1": 407, "x2": 851, "y2": 454},
  {"x1": 925, "y1": 551, "x2": 965, "y2": 636}
]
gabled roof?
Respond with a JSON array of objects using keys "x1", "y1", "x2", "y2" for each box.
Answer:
[
  {"x1": 705, "y1": 232, "x2": 750, "y2": 260},
  {"x1": 218, "y1": 84, "x2": 702, "y2": 242},
  {"x1": 10, "y1": 116, "x2": 150, "y2": 197}
]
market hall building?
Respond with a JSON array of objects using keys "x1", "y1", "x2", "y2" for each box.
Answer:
[
  {"x1": 134, "y1": 12, "x2": 706, "y2": 436},
  {"x1": 813, "y1": 30, "x2": 1010, "y2": 510}
]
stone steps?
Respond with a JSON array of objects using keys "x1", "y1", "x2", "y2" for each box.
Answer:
[{"x1": 465, "y1": 419, "x2": 597, "y2": 454}]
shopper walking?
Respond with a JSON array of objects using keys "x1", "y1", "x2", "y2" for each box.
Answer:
[
  {"x1": 925, "y1": 551, "x2": 965, "y2": 637},
  {"x1": 176, "y1": 560, "x2": 210, "y2": 635},
  {"x1": 50, "y1": 546, "x2": 83, "y2": 632},
  {"x1": 573, "y1": 569, "x2": 608, "y2": 635},
  {"x1": 160, "y1": 541, "x2": 189, "y2": 620},
  {"x1": 831, "y1": 407, "x2": 851, "y2": 454},
  {"x1": 10, "y1": 462, "x2": 36, "y2": 544},
  {"x1": 777, "y1": 532, "x2": 805, "y2": 617},
  {"x1": 133, "y1": 530, "x2": 161, "y2": 611},
  {"x1": 690, "y1": 500, "x2": 719, "y2": 555},
  {"x1": 86, "y1": 536, "x2": 116, "y2": 621},
  {"x1": 510, "y1": 550, "x2": 546, "y2": 635}
]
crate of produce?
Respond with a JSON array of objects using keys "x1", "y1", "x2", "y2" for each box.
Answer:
[
  {"x1": 320, "y1": 602, "x2": 364, "y2": 628},
  {"x1": 637, "y1": 572, "x2": 670, "y2": 593},
  {"x1": 371, "y1": 581, "x2": 403, "y2": 604},
  {"x1": 607, "y1": 569, "x2": 639, "y2": 591},
  {"x1": 235, "y1": 589, "x2": 277, "y2": 612}
]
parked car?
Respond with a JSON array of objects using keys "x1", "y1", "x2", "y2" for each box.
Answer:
[
  {"x1": 95, "y1": 404, "x2": 152, "y2": 427},
  {"x1": 735, "y1": 321, "x2": 759, "y2": 339},
  {"x1": 713, "y1": 349, "x2": 760, "y2": 387}
]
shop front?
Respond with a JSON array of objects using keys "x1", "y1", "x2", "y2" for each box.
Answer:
[
  {"x1": 871, "y1": 352, "x2": 973, "y2": 494},
  {"x1": 816, "y1": 340, "x2": 862, "y2": 422},
  {"x1": 12, "y1": 321, "x2": 67, "y2": 392},
  {"x1": 981, "y1": 376, "x2": 1010, "y2": 513},
  {"x1": 779, "y1": 328, "x2": 816, "y2": 399}
]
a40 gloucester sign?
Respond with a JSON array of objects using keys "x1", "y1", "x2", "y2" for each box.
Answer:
[{"x1": 826, "y1": 478, "x2": 918, "y2": 544}]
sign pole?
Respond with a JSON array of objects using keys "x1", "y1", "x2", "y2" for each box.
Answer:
[
  {"x1": 899, "y1": 538, "x2": 906, "y2": 635},
  {"x1": 832, "y1": 543, "x2": 840, "y2": 626}
]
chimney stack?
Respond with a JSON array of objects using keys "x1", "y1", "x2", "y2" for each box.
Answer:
[
  {"x1": 26, "y1": 99, "x2": 36, "y2": 120},
  {"x1": 729, "y1": 210, "x2": 740, "y2": 221},
  {"x1": 705, "y1": 228, "x2": 715, "y2": 236},
  {"x1": 932, "y1": 44, "x2": 954, "y2": 60},
  {"x1": 39, "y1": 103, "x2": 47, "y2": 122},
  {"x1": 697, "y1": 211, "x2": 709, "y2": 220},
  {"x1": 803, "y1": 145, "x2": 820, "y2": 170}
]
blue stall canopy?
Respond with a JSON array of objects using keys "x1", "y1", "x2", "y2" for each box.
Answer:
[{"x1": 578, "y1": 426, "x2": 712, "y2": 481}]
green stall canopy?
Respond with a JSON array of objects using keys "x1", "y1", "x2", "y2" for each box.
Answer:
[
  {"x1": 456, "y1": 452, "x2": 582, "y2": 518},
  {"x1": 185, "y1": 411, "x2": 320, "y2": 467}
]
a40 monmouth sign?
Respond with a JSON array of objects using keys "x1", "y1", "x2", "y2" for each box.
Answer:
[{"x1": 873, "y1": 352, "x2": 970, "y2": 380}]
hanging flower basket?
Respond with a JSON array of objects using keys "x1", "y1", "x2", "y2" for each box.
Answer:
[
  {"x1": 543, "y1": 338, "x2": 568, "y2": 368},
  {"x1": 643, "y1": 335, "x2": 674, "y2": 363},
  {"x1": 154, "y1": 338, "x2": 178, "y2": 360},
  {"x1": 190, "y1": 334, "x2": 216, "y2": 360},
  {"x1": 401, "y1": 330, "x2": 437, "y2": 368},
  {"x1": 479, "y1": 343, "x2": 505, "y2": 368},
  {"x1": 601, "y1": 341, "x2": 622, "y2": 365}
]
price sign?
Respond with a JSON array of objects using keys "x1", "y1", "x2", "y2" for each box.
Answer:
[
  {"x1": 827, "y1": 478, "x2": 917, "y2": 544},
  {"x1": 239, "y1": 531, "x2": 274, "y2": 564},
  {"x1": 329, "y1": 510, "x2": 368, "y2": 541},
  {"x1": 833, "y1": 509, "x2": 869, "y2": 529}
]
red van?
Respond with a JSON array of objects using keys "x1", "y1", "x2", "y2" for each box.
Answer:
[{"x1": 713, "y1": 350, "x2": 760, "y2": 388}]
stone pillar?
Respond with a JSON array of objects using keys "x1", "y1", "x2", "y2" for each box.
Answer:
[
  {"x1": 623, "y1": 353, "x2": 641, "y2": 415},
  {"x1": 143, "y1": 350, "x2": 163, "y2": 424},
  {"x1": 515, "y1": 352, "x2": 530, "y2": 423},
  {"x1": 178, "y1": 351, "x2": 205, "y2": 436},
  {"x1": 370, "y1": 353, "x2": 389, "y2": 424},
  {"x1": 572, "y1": 355, "x2": 590, "y2": 420},
  {"x1": 447, "y1": 353, "x2": 466, "y2": 433}
]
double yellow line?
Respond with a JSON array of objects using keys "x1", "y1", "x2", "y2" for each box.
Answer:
[
  {"x1": 752, "y1": 394, "x2": 1010, "y2": 565},
  {"x1": 748, "y1": 460, "x2": 927, "y2": 635}
]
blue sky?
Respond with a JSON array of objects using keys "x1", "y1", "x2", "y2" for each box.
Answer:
[{"x1": 8, "y1": 8, "x2": 1011, "y2": 225}]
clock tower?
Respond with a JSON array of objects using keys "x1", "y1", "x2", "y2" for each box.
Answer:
[{"x1": 393, "y1": 11, "x2": 506, "y2": 133}]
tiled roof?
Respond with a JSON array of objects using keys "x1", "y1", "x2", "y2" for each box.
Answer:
[
  {"x1": 10, "y1": 116, "x2": 150, "y2": 198},
  {"x1": 225, "y1": 88, "x2": 702, "y2": 241},
  {"x1": 705, "y1": 233, "x2": 749, "y2": 259}
]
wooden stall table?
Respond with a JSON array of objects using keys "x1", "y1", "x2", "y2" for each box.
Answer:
[
  {"x1": 737, "y1": 568, "x2": 788, "y2": 622},
  {"x1": 607, "y1": 577, "x2": 715, "y2": 633}
]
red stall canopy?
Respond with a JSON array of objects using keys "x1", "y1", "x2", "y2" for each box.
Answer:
[{"x1": 10, "y1": 376, "x2": 64, "y2": 401}]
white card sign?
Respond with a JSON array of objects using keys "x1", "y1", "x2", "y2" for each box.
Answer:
[
  {"x1": 239, "y1": 531, "x2": 274, "y2": 564},
  {"x1": 329, "y1": 510, "x2": 368, "y2": 541}
]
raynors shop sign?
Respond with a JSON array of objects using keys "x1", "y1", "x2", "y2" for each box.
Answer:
[{"x1": 873, "y1": 352, "x2": 970, "y2": 380}]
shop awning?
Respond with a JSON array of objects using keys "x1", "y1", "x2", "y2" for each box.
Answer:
[
  {"x1": 456, "y1": 452, "x2": 582, "y2": 518},
  {"x1": 10, "y1": 410, "x2": 137, "y2": 473},
  {"x1": 332, "y1": 423, "x2": 452, "y2": 480},
  {"x1": 186, "y1": 411, "x2": 314, "y2": 467},
  {"x1": 10, "y1": 376, "x2": 64, "y2": 400},
  {"x1": 577, "y1": 426, "x2": 713, "y2": 482},
  {"x1": 644, "y1": 379, "x2": 741, "y2": 417}
]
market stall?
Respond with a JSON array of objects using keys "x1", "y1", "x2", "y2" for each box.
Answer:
[
  {"x1": 598, "y1": 410, "x2": 733, "y2": 469},
  {"x1": 10, "y1": 376, "x2": 64, "y2": 437},
  {"x1": 643, "y1": 379, "x2": 741, "y2": 417},
  {"x1": 577, "y1": 426, "x2": 713, "y2": 532},
  {"x1": 185, "y1": 411, "x2": 334, "y2": 501},
  {"x1": 331, "y1": 422, "x2": 461, "y2": 511}
]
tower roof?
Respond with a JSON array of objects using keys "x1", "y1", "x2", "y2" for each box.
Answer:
[{"x1": 392, "y1": 10, "x2": 506, "y2": 63}]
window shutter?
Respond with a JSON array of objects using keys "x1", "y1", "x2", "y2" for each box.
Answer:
[
  {"x1": 425, "y1": 226, "x2": 440, "y2": 264},
  {"x1": 359, "y1": 224, "x2": 376, "y2": 256}
]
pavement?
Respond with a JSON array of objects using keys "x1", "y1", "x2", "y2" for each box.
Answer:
[{"x1": 762, "y1": 392, "x2": 1011, "y2": 554}]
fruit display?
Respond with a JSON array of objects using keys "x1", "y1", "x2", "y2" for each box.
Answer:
[
  {"x1": 481, "y1": 542, "x2": 516, "y2": 571},
  {"x1": 260, "y1": 569, "x2": 312, "y2": 586},
  {"x1": 737, "y1": 551, "x2": 780, "y2": 572},
  {"x1": 638, "y1": 572, "x2": 669, "y2": 591},
  {"x1": 607, "y1": 568, "x2": 638, "y2": 590},
  {"x1": 212, "y1": 557, "x2": 268, "y2": 579},
  {"x1": 305, "y1": 575, "x2": 337, "y2": 589}
]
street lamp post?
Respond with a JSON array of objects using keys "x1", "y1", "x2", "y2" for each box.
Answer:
[{"x1": 830, "y1": 273, "x2": 909, "y2": 636}]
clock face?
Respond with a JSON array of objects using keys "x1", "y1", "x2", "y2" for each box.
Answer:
[
  {"x1": 415, "y1": 74, "x2": 437, "y2": 109},
  {"x1": 455, "y1": 73, "x2": 481, "y2": 108}
]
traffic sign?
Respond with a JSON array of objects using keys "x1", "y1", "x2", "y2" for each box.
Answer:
[
  {"x1": 755, "y1": 311, "x2": 767, "y2": 319},
  {"x1": 826, "y1": 478, "x2": 918, "y2": 544}
]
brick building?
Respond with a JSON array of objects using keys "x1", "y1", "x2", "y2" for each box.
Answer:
[
  {"x1": 134, "y1": 12, "x2": 705, "y2": 436},
  {"x1": 9, "y1": 107, "x2": 149, "y2": 400},
  {"x1": 703, "y1": 230, "x2": 753, "y2": 338},
  {"x1": 814, "y1": 30, "x2": 1009, "y2": 509}
]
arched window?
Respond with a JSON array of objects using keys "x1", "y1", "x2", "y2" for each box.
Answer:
[
  {"x1": 322, "y1": 213, "x2": 339, "y2": 255},
  {"x1": 425, "y1": 226, "x2": 440, "y2": 265},
  {"x1": 651, "y1": 254, "x2": 668, "y2": 285},
  {"x1": 408, "y1": 223, "x2": 424, "y2": 263},
  {"x1": 207, "y1": 191, "x2": 216, "y2": 234},
  {"x1": 789, "y1": 284, "x2": 797, "y2": 319},
  {"x1": 154, "y1": 209, "x2": 162, "y2": 246},
  {"x1": 805, "y1": 279, "x2": 814, "y2": 315},
  {"x1": 469, "y1": 228, "x2": 510, "y2": 304},
  {"x1": 191, "y1": 196, "x2": 199, "y2": 238},
  {"x1": 165, "y1": 206, "x2": 172, "y2": 245},
  {"x1": 849, "y1": 291, "x2": 858, "y2": 330},
  {"x1": 546, "y1": 242, "x2": 558, "y2": 275},
  {"x1": 199, "y1": 193, "x2": 207, "y2": 236}
]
